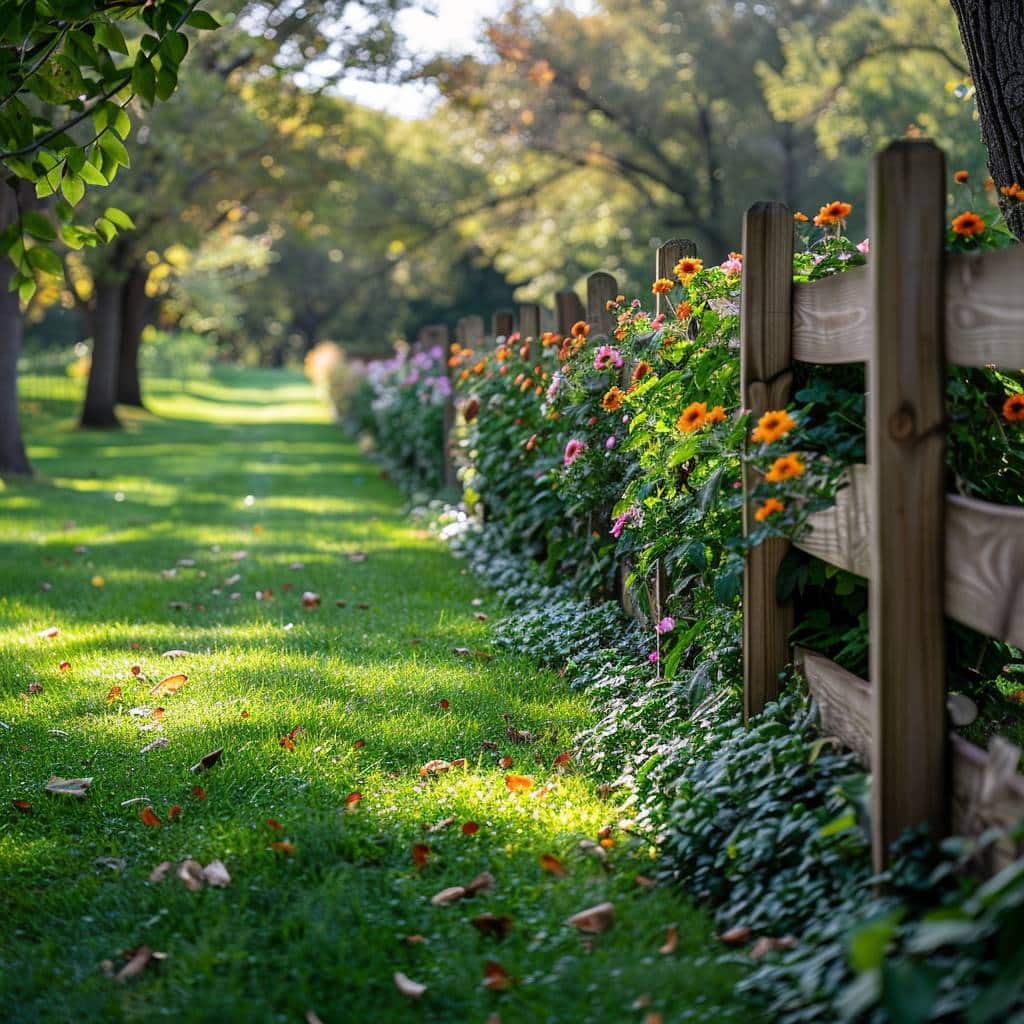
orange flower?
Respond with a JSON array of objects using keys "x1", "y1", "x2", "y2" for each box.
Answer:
[
  {"x1": 601, "y1": 386, "x2": 625, "y2": 412},
  {"x1": 706, "y1": 405, "x2": 727, "y2": 424},
  {"x1": 604, "y1": 298, "x2": 618, "y2": 311},
  {"x1": 473, "y1": 360, "x2": 485, "y2": 374},
  {"x1": 1003, "y1": 394, "x2": 1024, "y2": 422},
  {"x1": 459, "y1": 369, "x2": 470, "y2": 382},
  {"x1": 495, "y1": 346, "x2": 510, "y2": 361},
  {"x1": 651, "y1": 278, "x2": 674, "y2": 295},
  {"x1": 631, "y1": 360, "x2": 651, "y2": 383},
  {"x1": 813, "y1": 201, "x2": 853, "y2": 227},
  {"x1": 447, "y1": 355, "x2": 460, "y2": 368},
  {"x1": 676, "y1": 300, "x2": 693, "y2": 320},
  {"x1": 571, "y1": 320, "x2": 590, "y2": 339},
  {"x1": 751, "y1": 409, "x2": 796, "y2": 444},
  {"x1": 520, "y1": 377, "x2": 533, "y2": 391},
  {"x1": 765, "y1": 453, "x2": 805, "y2": 482},
  {"x1": 673, "y1": 257, "x2": 704, "y2": 285},
  {"x1": 951, "y1": 211, "x2": 986, "y2": 236},
  {"x1": 793, "y1": 211, "x2": 808, "y2": 222},
  {"x1": 676, "y1": 402, "x2": 707, "y2": 432},
  {"x1": 614, "y1": 327, "x2": 626, "y2": 341},
  {"x1": 449, "y1": 342, "x2": 460, "y2": 354},
  {"x1": 1000, "y1": 183, "x2": 1023, "y2": 199},
  {"x1": 953, "y1": 170, "x2": 969, "y2": 184},
  {"x1": 755, "y1": 497, "x2": 785, "y2": 522}
]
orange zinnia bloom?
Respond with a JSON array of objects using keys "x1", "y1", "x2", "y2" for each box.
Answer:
[
  {"x1": 793, "y1": 211, "x2": 808, "y2": 222},
  {"x1": 813, "y1": 200, "x2": 853, "y2": 227},
  {"x1": 706, "y1": 405, "x2": 727, "y2": 424},
  {"x1": 673, "y1": 257, "x2": 704, "y2": 285},
  {"x1": 571, "y1": 320, "x2": 590, "y2": 339},
  {"x1": 676, "y1": 401, "x2": 707, "y2": 432},
  {"x1": 755, "y1": 497, "x2": 785, "y2": 522},
  {"x1": 676, "y1": 300, "x2": 693, "y2": 320},
  {"x1": 1003, "y1": 394, "x2": 1024, "y2": 422},
  {"x1": 951, "y1": 211, "x2": 986, "y2": 236},
  {"x1": 1000, "y1": 183, "x2": 1023, "y2": 199},
  {"x1": 651, "y1": 278, "x2": 674, "y2": 295},
  {"x1": 765, "y1": 453, "x2": 805, "y2": 482},
  {"x1": 953, "y1": 170, "x2": 969, "y2": 184},
  {"x1": 631, "y1": 360, "x2": 651, "y2": 383},
  {"x1": 601, "y1": 386, "x2": 625, "y2": 412},
  {"x1": 751, "y1": 409, "x2": 796, "y2": 444}
]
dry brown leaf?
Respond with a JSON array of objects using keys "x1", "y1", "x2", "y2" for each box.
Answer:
[
  {"x1": 430, "y1": 886, "x2": 467, "y2": 907},
  {"x1": 45, "y1": 776, "x2": 92, "y2": 798},
  {"x1": 412, "y1": 843, "x2": 430, "y2": 869},
  {"x1": 301, "y1": 591, "x2": 321, "y2": 608},
  {"x1": 348, "y1": 551, "x2": 368, "y2": 563},
  {"x1": 567, "y1": 902, "x2": 614, "y2": 934},
  {"x1": 750, "y1": 936, "x2": 798, "y2": 959},
  {"x1": 203, "y1": 860, "x2": 231, "y2": 888},
  {"x1": 504, "y1": 774, "x2": 534, "y2": 793},
  {"x1": 472, "y1": 914, "x2": 513, "y2": 940},
  {"x1": 540, "y1": 853, "x2": 565, "y2": 878},
  {"x1": 481, "y1": 960, "x2": 513, "y2": 991},
  {"x1": 718, "y1": 925, "x2": 752, "y2": 945},
  {"x1": 12, "y1": 799, "x2": 31, "y2": 813},
  {"x1": 149, "y1": 861, "x2": 173, "y2": 882},
  {"x1": 462, "y1": 821, "x2": 480, "y2": 836},
  {"x1": 149, "y1": 673, "x2": 187, "y2": 697},
  {"x1": 659, "y1": 925, "x2": 678, "y2": 955},
  {"x1": 345, "y1": 792, "x2": 362, "y2": 811},
  {"x1": 189, "y1": 748, "x2": 223, "y2": 774},
  {"x1": 425, "y1": 815, "x2": 456, "y2": 833},
  {"x1": 115, "y1": 945, "x2": 154, "y2": 981},
  {"x1": 306, "y1": 1012, "x2": 324, "y2": 1024},
  {"x1": 177, "y1": 859, "x2": 204, "y2": 891},
  {"x1": 419, "y1": 759, "x2": 451, "y2": 776},
  {"x1": 393, "y1": 972, "x2": 426, "y2": 999},
  {"x1": 465, "y1": 871, "x2": 494, "y2": 895},
  {"x1": 140, "y1": 737, "x2": 168, "y2": 754}
]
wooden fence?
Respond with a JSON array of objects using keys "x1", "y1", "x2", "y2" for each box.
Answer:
[{"x1": 421, "y1": 138, "x2": 1024, "y2": 872}]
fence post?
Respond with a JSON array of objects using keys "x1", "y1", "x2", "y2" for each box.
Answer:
[
  {"x1": 555, "y1": 289, "x2": 586, "y2": 336},
  {"x1": 492, "y1": 311, "x2": 514, "y2": 340},
  {"x1": 518, "y1": 303, "x2": 541, "y2": 362},
  {"x1": 456, "y1": 315, "x2": 484, "y2": 350},
  {"x1": 868, "y1": 140, "x2": 947, "y2": 869},
  {"x1": 655, "y1": 238, "x2": 697, "y2": 317},
  {"x1": 741, "y1": 201, "x2": 795, "y2": 721},
  {"x1": 586, "y1": 272, "x2": 618, "y2": 337}
]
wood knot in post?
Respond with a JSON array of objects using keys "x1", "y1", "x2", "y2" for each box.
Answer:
[{"x1": 888, "y1": 402, "x2": 916, "y2": 441}]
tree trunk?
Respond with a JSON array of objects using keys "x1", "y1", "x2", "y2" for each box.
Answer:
[
  {"x1": 0, "y1": 183, "x2": 32, "y2": 477},
  {"x1": 81, "y1": 281, "x2": 123, "y2": 429},
  {"x1": 117, "y1": 264, "x2": 148, "y2": 407},
  {"x1": 949, "y1": 0, "x2": 1024, "y2": 240}
]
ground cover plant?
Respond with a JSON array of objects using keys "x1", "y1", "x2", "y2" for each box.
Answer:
[{"x1": 0, "y1": 368, "x2": 754, "y2": 1024}]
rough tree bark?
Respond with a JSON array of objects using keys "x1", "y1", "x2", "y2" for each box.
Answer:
[
  {"x1": 950, "y1": 0, "x2": 1024, "y2": 240},
  {"x1": 117, "y1": 264, "x2": 148, "y2": 408},
  {"x1": 0, "y1": 181, "x2": 32, "y2": 477},
  {"x1": 81, "y1": 280, "x2": 123, "y2": 428}
]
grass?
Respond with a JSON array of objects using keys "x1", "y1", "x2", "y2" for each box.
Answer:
[{"x1": 0, "y1": 368, "x2": 752, "y2": 1024}]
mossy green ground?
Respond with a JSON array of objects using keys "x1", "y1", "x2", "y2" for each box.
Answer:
[{"x1": 1, "y1": 369, "x2": 751, "y2": 1023}]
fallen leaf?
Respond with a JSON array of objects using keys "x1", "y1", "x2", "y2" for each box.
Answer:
[
  {"x1": 38, "y1": 626, "x2": 58, "y2": 639},
  {"x1": 335, "y1": 599, "x2": 347, "y2": 607},
  {"x1": 176, "y1": 859, "x2": 204, "y2": 891},
  {"x1": 162, "y1": 650, "x2": 192, "y2": 659},
  {"x1": 439, "y1": 699, "x2": 450, "y2": 711},
  {"x1": 306, "y1": 1012, "x2": 324, "y2": 1024},
  {"x1": 420, "y1": 759, "x2": 452, "y2": 776},
  {"x1": 431, "y1": 886, "x2": 467, "y2": 906},
  {"x1": 352, "y1": 739, "x2": 365, "y2": 749},
  {"x1": 149, "y1": 673, "x2": 187, "y2": 697},
  {"x1": 578, "y1": 839, "x2": 607, "y2": 862},
  {"x1": 203, "y1": 859, "x2": 231, "y2": 888},
  {"x1": 59, "y1": 660, "x2": 71, "y2": 671},
  {"x1": 301, "y1": 592, "x2": 321, "y2": 609},
  {"x1": 45, "y1": 776, "x2": 92, "y2": 798},
  {"x1": 356, "y1": 602, "x2": 371, "y2": 610},
  {"x1": 659, "y1": 926, "x2": 678, "y2": 955},
  {"x1": 12, "y1": 799, "x2": 31, "y2": 813},
  {"x1": 426, "y1": 815, "x2": 455, "y2": 832},
  {"x1": 267, "y1": 818, "x2": 284, "y2": 831},
  {"x1": 280, "y1": 735, "x2": 296, "y2": 752},
  {"x1": 472, "y1": 914, "x2": 513, "y2": 940},
  {"x1": 27, "y1": 682, "x2": 42, "y2": 693},
  {"x1": 95, "y1": 857, "x2": 126, "y2": 872},
  {"x1": 451, "y1": 758, "x2": 466, "y2": 768},
  {"x1": 750, "y1": 936, "x2": 798, "y2": 959},
  {"x1": 190, "y1": 748, "x2": 223, "y2": 773},
  {"x1": 288, "y1": 561, "x2": 304, "y2": 571},
  {"x1": 168, "y1": 601, "x2": 190, "y2": 611},
  {"x1": 168, "y1": 804, "x2": 181, "y2": 821},
  {"x1": 224, "y1": 573, "x2": 242, "y2": 586},
  {"x1": 481, "y1": 960, "x2": 513, "y2": 991},
  {"x1": 597, "y1": 825, "x2": 613, "y2": 839},
  {"x1": 394, "y1": 972, "x2": 426, "y2": 999},
  {"x1": 718, "y1": 925, "x2": 752, "y2": 945},
  {"x1": 106, "y1": 686, "x2": 122, "y2": 703},
  {"x1": 405, "y1": 934, "x2": 427, "y2": 945},
  {"x1": 191, "y1": 786, "x2": 207, "y2": 800},
  {"x1": 413, "y1": 843, "x2": 430, "y2": 868},
  {"x1": 140, "y1": 807, "x2": 160, "y2": 827},
  {"x1": 345, "y1": 792, "x2": 362, "y2": 810},
  {"x1": 140, "y1": 737, "x2": 169, "y2": 754},
  {"x1": 499, "y1": 756, "x2": 513, "y2": 769},
  {"x1": 271, "y1": 841, "x2": 295, "y2": 855},
  {"x1": 348, "y1": 551, "x2": 368, "y2": 563},
  {"x1": 466, "y1": 871, "x2": 494, "y2": 895},
  {"x1": 567, "y1": 902, "x2": 614, "y2": 934},
  {"x1": 635, "y1": 875, "x2": 656, "y2": 888},
  {"x1": 149, "y1": 861, "x2": 173, "y2": 882},
  {"x1": 475, "y1": 613, "x2": 488, "y2": 621},
  {"x1": 540, "y1": 854, "x2": 565, "y2": 878},
  {"x1": 554, "y1": 751, "x2": 572, "y2": 767},
  {"x1": 462, "y1": 821, "x2": 480, "y2": 836},
  {"x1": 115, "y1": 946, "x2": 154, "y2": 981},
  {"x1": 505, "y1": 774, "x2": 534, "y2": 793}
]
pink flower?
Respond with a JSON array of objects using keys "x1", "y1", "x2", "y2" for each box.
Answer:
[
  {"x1": 647, "y1": 651, "x2": 659, "y2": 664},
  {"x1": 564, "y1": 439, "x2": 585, "y2": 466},
  {"x1": 651, "y1": 313, "x2": 666, "y2": 328},
  {"x1": 656, "y1": 616, "x2": 675, "y2": 635},
  {"x1": 605, "y1": 435, "x2": 616, "y2": 450},
  {"x1": 594, "y1": 346, "x2": 623, "y2": 371},
  {"x1": 610, "y1": 507, "x2": 638, "y2": 539},
  {"x1": 857, "y1": 238, "x2": 870, "y2": 254},
  {"x1": 719, "y1": 254, "x2": 743, "y2": 276}
]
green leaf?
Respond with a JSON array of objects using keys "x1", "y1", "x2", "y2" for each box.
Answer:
[
  {"x1": 26, "y1": 245, "x2": 64, "y2": 278},
  {"x1": 186, "y1": 10, "x2": 221, "y2": 30},
  {"x1": 104, "y1": 207, "x2": 135, "y2": 230},
  {"x1": 162, "y1": 31, "x2": 189, "y2": 65},
  {"x1": 18, "y1": 276, "x2": 37, "y2": 303},
  {"x1": 98, "y1": 132, "x2": 131, "y2": 168},
  {"x1": 60, "y1": 172, "x2": 85, "y2": 206},
  {"x1": 155, "y1": 64, "x2": 177, "y2": 101},
  {"x1": 20, "y1": 212, "x2": 56, "y2": 242},
  {"x1": 94, "y1": 217, "x2": 117, "y2": 243},
  {"x1": 94, "y1": 22, "x2": 129, "y2": 55},
  {"x1": 113, "y1": 108, "x2": 131, "y2": 140},
  {"x1": 78, "y1": 159, "x2": 108, "y2": 186},
  {"x1": 132, "y1": 59, "x2": 156, "y2": 104},
  {"x1": 847, "y1": 910, "x2": 904, "y2": 972}
]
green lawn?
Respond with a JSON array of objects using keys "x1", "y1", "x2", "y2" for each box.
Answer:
[{"x1": 1, "y1": 369, "x2": 751, "y2": 1023}]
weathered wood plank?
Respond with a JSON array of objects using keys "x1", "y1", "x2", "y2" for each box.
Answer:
[
  {"x1": 794, "y1": 464, "x2": 872, "y2": 577},
  {"x1": 868, "y1": 139, "x2": 948, "y2": 868},
  {"x1": 555, "y1": 289, "x2": 585, "y2": 336},
  {"x1": 586, "y1": 272, "x2": 618, "y2": 337},
  {"x1": 491, "y1": 311, "x2": 514, "y2": 340},
  {"x1": 656, "y1": 238, "x2": 696, "y2": 318},
  {"x1": 798, "y1": 647, "x2": 872, "y2": 767},
  {"x1": 741, "y1": 201, "x2": 795, "y2": 720},
  {"x1": 946, "y1": 246, "x2": 1024, "y2": 368},
  {"x1": 791, "y1": 268, "x2": 871, "y2": 364}
]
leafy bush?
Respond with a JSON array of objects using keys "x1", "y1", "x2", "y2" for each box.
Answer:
[{"x1": 139, "y1": 329, "x2": 218, "y2": 385}]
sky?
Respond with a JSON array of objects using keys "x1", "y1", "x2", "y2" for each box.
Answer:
[{"x1": 336, "y1": 0, "x2": 508, "y2": 118}]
